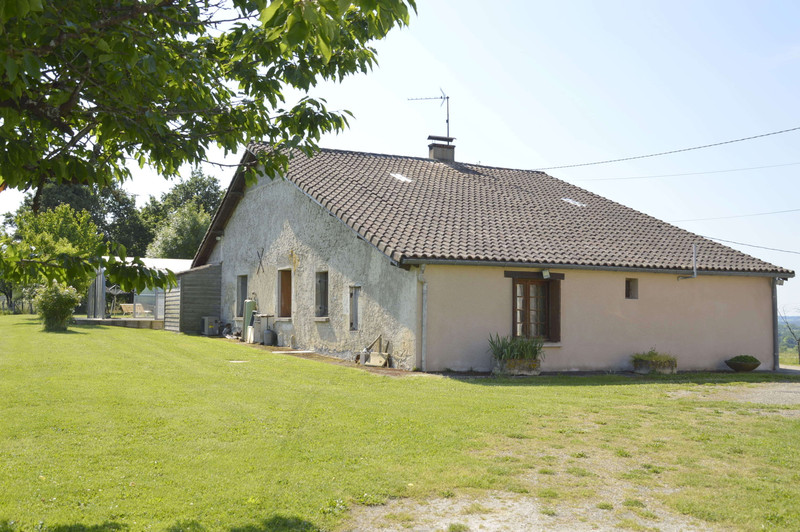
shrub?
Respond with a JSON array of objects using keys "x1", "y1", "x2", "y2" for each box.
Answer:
[
  {"x1": 631, "y1": 348, "x2": 677, "y2": 370},
  {"x1": 34, "y1": 283, "x2": 82, "y2": 331},
  {"x1": 727, "y1": 355, "x2": 760, "y2": 364},
  {"x1": 488, "y1": 333, "x2": 545, "y2": 361}
]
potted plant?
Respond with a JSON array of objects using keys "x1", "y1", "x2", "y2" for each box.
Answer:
[
  {"x1": 489, "y1": 333, "x2": 545, "y2": 376},
  {"x1": 631, "y1": 349, "x2": 677, "y2": 375},
  {"x1": 724, "y1": 355, "x2": 761, "y2": 372}
]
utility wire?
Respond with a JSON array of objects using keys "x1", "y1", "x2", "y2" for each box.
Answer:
[
  {"x1": 702, "y1": 235, "x2": 800, "y2": 256},
  {"x1": 574, "y1": 161, "x2": 800, "y2": 181},
  {"x1": 534, "y1": 125, "x2": 800, "y2": 171},
  {"x1": 670, "y1": 208, "x2": 800, "y2": 223}
]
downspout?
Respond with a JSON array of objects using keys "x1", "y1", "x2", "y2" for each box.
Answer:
[
  {"x1": 772, "y1": 277, "x2": 779, "y2": 370},
  {"x1": 418, "y1": 264, "x2": 428, "y2": 372}
]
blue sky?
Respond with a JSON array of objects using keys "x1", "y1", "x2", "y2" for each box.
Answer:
[{"x1": 2, "y1": 1, "x2": 799, "y2": 309}]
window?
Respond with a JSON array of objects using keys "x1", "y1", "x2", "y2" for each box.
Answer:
[
  {"x1": 315, "y1": 271, "x2": 329, "y2": 317},
  {"x1": 505, "y1": 271, "x2": 562, "y2": 342},
  {"x1": 278, "y1": 269, "x2": 292, "y2": 317},
  {"x1": 236, "y1": 275, "x2": 248, "y2": 317},
  {"x1": 625, "y1": 278, "x2": 638, "y2": 300},
  {"x1": 349, "y1": 286, "x2": 360, "y2": 330}
]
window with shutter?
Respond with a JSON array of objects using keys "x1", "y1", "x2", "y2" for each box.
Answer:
[{"x1": 505, "y1": 271, "x2": 563, "y2": 342}]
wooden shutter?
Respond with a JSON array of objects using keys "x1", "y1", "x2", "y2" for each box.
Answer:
[
  {"x1": 547, "y1": 279, "x2": 561, "y2": 342},
  {"x1": 279, "y1": 270, "x2": 292, "y2": 317}
]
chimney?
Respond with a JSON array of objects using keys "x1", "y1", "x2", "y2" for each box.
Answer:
[{"x1": 427, "y1": 135, "x2": 455, "y2": 162}]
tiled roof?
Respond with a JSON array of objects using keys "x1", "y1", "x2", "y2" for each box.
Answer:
[{"x1": 205, "y1": 144, "x2": 793, "y2": 276}]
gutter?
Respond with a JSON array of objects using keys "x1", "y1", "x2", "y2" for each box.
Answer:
[
  {"x1": 773, "y1": 277, "x2": 780, "y2": 370},
  {"x1": 418, "y1": 264, "x2": 428, "y2": 372},
  {"x1": 399, "y1": 258, "x2": 794, "y2": 279}
]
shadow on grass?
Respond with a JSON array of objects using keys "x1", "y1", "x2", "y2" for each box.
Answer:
[
  {"x1": 0, "y1": 516, "x2": 319, "y2": 532},
  {"x1": 8, "y1": 316, "x2": 40, "y2": 325},
  {"x1": 458, "y1": 371, "x2": 800, "y2": 388},
  {"x1": 168, "y1": 515, "x2": 319, "y2": 532},
  {"x1": 45, "y1": 329, "x2": 87, "y2": 335},
  {"x1": 0, "y1": 521, "x2": 126, "y2": 531}
]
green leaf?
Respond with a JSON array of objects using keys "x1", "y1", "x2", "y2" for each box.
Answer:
[
  {"x1": 259, "y1": 0, "x2": 283, "y2": 25},
  {"x1": 5, "y1": 55, "x2": 18, "y2": 83}
]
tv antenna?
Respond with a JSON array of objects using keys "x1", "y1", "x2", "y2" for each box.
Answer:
[{"x1": 409, "y1": 88, "x2": 451, "y2": 138}]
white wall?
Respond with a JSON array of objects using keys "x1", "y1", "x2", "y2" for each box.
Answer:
[{"x1": 423, "y1": 265, "x2": 775, "y2": 372}]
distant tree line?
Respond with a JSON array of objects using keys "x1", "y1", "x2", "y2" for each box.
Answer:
[{"x1": 0, "y1": 169, "x2": 222, "y2": 312}]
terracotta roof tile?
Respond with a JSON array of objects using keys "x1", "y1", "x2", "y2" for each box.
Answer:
[{"x1": 249, "y1": 144, "x2": 793, "y2": 276}]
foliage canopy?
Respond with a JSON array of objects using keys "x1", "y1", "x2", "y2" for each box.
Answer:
[
  {"x1": 146, "y1": 200, "x2": 212, "y2": 259},
  {"x1": 0, "y1": 0, "x2": 415, "y2": 289}
]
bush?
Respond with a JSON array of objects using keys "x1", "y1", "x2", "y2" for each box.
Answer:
[
  {"x1": 726, "y1": 355, "x2": 760, "y2": 364},
  {"x1": 631, "y1": 349, "x2": 677, "y2": 370},
  {"x1": 488, "y1": 333, "x2": 545, "y2": 361},
  {"x1": 34, "y1": 283, "x2": 82, "y2": 331}
]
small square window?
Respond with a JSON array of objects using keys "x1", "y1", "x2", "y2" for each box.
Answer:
[{"x1": 625, "y1": 278, "x2": 638, "y2": 300}]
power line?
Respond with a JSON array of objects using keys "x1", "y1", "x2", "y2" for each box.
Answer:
[
  {"x1": 702, "y1": 235, "x2": 800, "y2": 256},
  {"x1": 574, "y1": 161, "x2": 800, "y2": 182},
  {"x1": 670, "y1": 208, "x2": 800, "y2": 223},
  {"x1": 534, "y1": 125, "x2": 800, "y2": 171}
]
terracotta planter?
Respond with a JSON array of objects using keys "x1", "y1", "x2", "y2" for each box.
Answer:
[
  {"x1": 493, "y1": 358, "x2": 541, "y2": 376},
  {"x1": 632, "y1": 360, "x2": 676, "y2": 375},
  {"x1": 725, "y1": 359, "x2": 760, "y2": 372}
]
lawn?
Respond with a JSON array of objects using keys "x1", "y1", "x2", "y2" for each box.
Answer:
[
  {"x1": 780, "y1": 350, "x2": 800, "y2": 367},
  {"x1": 2, "y1": 314, "x2": 800, "y2": 531}
]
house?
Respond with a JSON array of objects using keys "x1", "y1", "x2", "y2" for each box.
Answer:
[{"x1": 190, "y1": 139, "x2": 794, "y2": 372}]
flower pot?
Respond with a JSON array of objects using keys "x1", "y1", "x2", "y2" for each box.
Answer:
[
  {"x1": 493, "y1": 358, "x2": 541, "y2": 376},
  {"x1": 725, "y1": 359, "x2": 760, "y2": 372},
  {"x1": 632, "y1": 360, "x2": 676, "y2": 375}
]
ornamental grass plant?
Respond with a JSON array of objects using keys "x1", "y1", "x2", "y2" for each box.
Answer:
[{"x1": 488, "y1": 333, "x2": 545, "y2": 362}]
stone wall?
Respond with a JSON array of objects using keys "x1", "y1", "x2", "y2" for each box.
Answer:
[{"x1": 207, "y1": 174, "x2": 419, "y2": 369}]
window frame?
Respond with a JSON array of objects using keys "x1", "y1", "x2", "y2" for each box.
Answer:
[
  {"x1": 315, "y1": 271, "x2": 329, "y2": 318},
  {"x1": 349, "y1": 285, "x2": 361, "y2": 331},
  {"x1": 504, "y1": 271, "x2": 563, "y2": 342},
  {"x1": 625, "y1": 278, "x2": 639, "y2": 300},
  {"x1": 235, "y1": 274, "x2": 248, "y2": 318}
]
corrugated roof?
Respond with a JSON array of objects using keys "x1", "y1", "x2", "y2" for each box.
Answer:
[{"x1": 197, "y1": 144, "x2": 793, "y2": 276}]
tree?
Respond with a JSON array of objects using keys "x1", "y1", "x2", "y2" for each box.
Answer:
[
  {"x1": 14, "y1": 181, "x2": 152, "y2": 255},
  {"x1": 141, "y1": 168, "x2": 223, "y2": 236},
  {"x1": 14, "y1": 204, "x2": 103, "y2": 293},
  {"x1": 146, "y1": 201, "x2": 211, "y2": 259},
  {"x1": 0, "y1": 0, "x2": 414, "y2": 289}
]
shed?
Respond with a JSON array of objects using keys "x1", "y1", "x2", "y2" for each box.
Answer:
[{"x1": 164, "y1": 263, "x2": 222, "y2": 333}]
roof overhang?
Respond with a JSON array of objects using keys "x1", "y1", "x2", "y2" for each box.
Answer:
[{"x1": 399, "y1": 258, "x2": 795, "y2": 279}]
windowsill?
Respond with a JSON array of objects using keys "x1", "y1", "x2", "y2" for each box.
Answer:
[
  {"x1": 314, "y1": 317, "x2": 330, "y2": 322},
  {"x1": 543, "y1": 342, "x2": 562, "y2": 348},
  {"x1": 274, "y1": 317, "x2": 292, "y2": 322}
]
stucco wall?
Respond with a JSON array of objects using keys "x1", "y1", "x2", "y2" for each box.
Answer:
[
  {"x1": 207, "y1": 175, "x2": 419, "y2": 369},
  {"x1": 423, "y1": 265, "x2": 775, "y2": 372}
]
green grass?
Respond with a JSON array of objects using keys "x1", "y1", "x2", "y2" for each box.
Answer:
[
  {"x1": 780, "y1": 350, "x2": 800, "y2": 366},
  {"x1": 3, "y1": 315, "x2": 800, "y2": 530}
]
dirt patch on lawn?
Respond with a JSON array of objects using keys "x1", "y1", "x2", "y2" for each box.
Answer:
[
  {"x1": 344, "y1": 490, "x2": 713, "y2": 531},
  {"x1": 669, "y1": 382, "x2": 800, "y2": 406}
]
